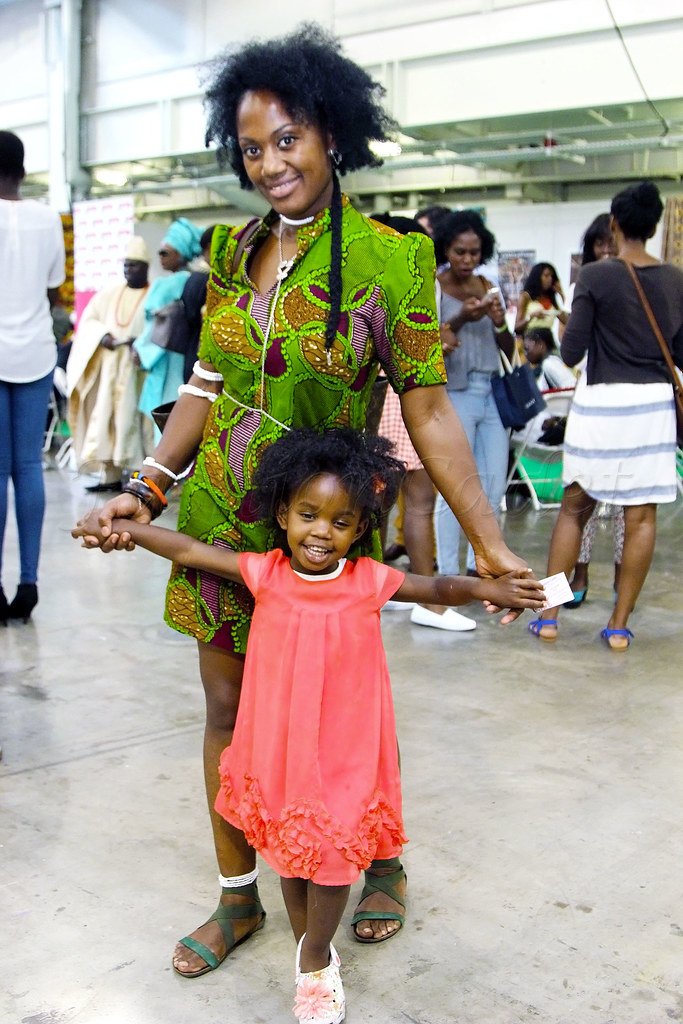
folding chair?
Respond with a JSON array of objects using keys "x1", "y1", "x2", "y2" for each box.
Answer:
[{"x1": 505, "y1": 387, "x2": 575, "y2": 511}]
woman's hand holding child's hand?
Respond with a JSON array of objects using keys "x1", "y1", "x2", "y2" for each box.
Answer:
[
  {"x1": 440, "y1": 322, "x2": 460, "y2": 354},
  {"x1": 71, "y1": 493, "x2": 151, "y2": 552},
  {"x1": 480, "y1": 569, "x2": 545, "y2": 614}
]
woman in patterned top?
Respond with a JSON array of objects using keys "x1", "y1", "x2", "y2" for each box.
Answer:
[{"x1": 78, "y1": 23, "x2": 528, "y2": 982}]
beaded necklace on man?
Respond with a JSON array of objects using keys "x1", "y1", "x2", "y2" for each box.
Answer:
[{"x1": 113, "y1": 282, "x2": 149, "y2": 330}]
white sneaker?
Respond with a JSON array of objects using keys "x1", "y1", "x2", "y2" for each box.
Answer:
[
  {"x1": 409, "y1": 604, "x2": 477, "y2": 631},
  {"x1": 382, "y1": 599, "x2": 415, "y2": 611}
]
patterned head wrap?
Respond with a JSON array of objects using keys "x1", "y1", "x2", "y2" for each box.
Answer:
[{"x1": 162, "y1": 218, "x2": 203, "y2": 261}]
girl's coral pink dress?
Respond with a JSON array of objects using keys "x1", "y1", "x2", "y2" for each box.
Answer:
[{"x1": 214, "y1": 549, "x2": 407, "y2": 885}]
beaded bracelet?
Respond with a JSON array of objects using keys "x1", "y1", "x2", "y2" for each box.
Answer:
[
  {"x1": 130, "y1": 472, "x2": 168, "y2": 508},
  {"x1": 193, "y1": 360, "x2": 223, "y2": 382},
  {"x1": 494, "y1": 322, "x2": 509, "y2": 334},
  {"x1": 142, "y1": 457, "x2": 179, "y2": 482},
  {"x1": 178, "y1": 383, "x2": 219, "y2": 402}
]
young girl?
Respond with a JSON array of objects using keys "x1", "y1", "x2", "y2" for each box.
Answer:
[{"x1": 73, "y1": 427, "x2": 545, "y2": 1024}]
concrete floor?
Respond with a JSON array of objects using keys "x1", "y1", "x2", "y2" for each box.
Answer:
[{"x1": 2, "y1": 462, "x2": 683, "y2": 1024}]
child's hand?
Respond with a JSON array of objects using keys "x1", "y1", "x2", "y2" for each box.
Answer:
[
  {"x1": 72, "y1": 509, "x2": 111, "y2": 548},
  {"x1": 480, "y1": 569, "x2": 545, "y2": 613},
  {"x1": 71, "y1": 493, "x2": 149, "y2": 552}
]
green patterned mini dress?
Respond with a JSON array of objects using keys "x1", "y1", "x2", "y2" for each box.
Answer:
[{"x1": 165, "y1": 197, "x2": 446, "y2": 653}]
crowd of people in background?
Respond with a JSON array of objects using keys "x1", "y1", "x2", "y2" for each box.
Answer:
[{"x1": 66, "y1": 219, "x2": 216, "y2": 491}]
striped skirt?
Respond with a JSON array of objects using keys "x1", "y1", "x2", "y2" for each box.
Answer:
[{"x1": 562, "y1": 375, "x2": 678, "y2": 505}]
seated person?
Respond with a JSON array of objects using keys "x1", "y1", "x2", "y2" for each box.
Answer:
[{"x1": 513, "y1": 327, "x2": 575, "y2": 445}]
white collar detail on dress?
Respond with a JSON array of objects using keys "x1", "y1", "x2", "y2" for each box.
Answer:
[{"x1": 291, "y1": 558, "x2": 347, "y2": 581}]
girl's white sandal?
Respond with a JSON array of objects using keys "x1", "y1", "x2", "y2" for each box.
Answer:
[{"x1": 293, "y1": 933, "x2": 345, "y2": 1024}]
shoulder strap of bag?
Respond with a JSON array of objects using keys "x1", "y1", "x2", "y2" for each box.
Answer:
[
  {"x1": 498, "y1": 345, "x2": 521, "y2": 374},
  {"x1": 499, "y1": 349, "x2": 513, "y2": 375},
  {"x1": 621, "y1": 258, "x2": 682, "y2": 399}
]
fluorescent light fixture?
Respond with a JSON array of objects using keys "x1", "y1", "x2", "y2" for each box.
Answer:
[
  {"x1": 369, "y1": 140, "x2": 402, "y2": 158},
  {"x1": 94, "y1": 168, "x2": 129, "y2": 187}
]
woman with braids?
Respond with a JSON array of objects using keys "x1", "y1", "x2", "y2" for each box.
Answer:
[{"x1": 75, "y1": 23, "x2": 529, "y2": 980}]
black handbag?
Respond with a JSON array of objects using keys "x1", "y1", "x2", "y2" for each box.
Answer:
[
  {"x1": 151, "y1": 401, "x2": 177, "y2": 433},
  {"x1": 491, "y1": 350, "x2": 546, "y2": 430},
  {"x1": 150, "y1": 298, "x2": 192, "y2": 355}
]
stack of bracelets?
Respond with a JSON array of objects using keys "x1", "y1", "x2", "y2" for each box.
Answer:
[
  {"x1": 122, "y1": 471, "x2": 169, "y2": 519},
  {"x1": 122, "y1": 362, "x2": 222, "y2": 518}
]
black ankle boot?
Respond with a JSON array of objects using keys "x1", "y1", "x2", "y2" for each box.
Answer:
[
  {"x1": 8, "y1": 583, "x2": 38, "y2": 623},
  {"x1": 0, "y1": 586, "x2": 8, "y2": 626}
]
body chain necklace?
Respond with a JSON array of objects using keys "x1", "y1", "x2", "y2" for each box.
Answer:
[{"x1": 226, "y1": 214, "x2": 327, "y2": 432}]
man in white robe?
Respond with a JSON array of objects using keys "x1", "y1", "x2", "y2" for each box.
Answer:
[{"x1": 67, "y1": 237, "x2": 150, "y2": 491}]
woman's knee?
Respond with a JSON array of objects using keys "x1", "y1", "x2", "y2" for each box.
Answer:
[
  {"x1": 198, "y1": 644, "x2": 245, "y2": 731},
  {"x1": 561, "y1": 484, "x2": 596, "y2": 524},
  {"x1": 624, "y1": 503, "x2": 657, "y2": 531}
]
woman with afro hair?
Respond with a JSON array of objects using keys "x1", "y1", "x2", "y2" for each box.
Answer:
[{"x1": 82, "y1": 22, "x2": 529, "y2": 984}]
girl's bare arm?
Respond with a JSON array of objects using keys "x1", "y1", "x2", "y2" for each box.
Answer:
[
  {"x1": 109, "y1": 519, "x2": 243, "y2": 584},
  {"x1": 392, "y1": 569, "x2": 545, "y2": 612}
]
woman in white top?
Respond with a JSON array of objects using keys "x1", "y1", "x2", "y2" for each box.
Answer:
[{"x1": 0, "y1": 131, "x2": 65, "y2": 623}]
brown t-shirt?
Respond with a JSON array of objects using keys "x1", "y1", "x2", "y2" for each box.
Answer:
[{"x1": 562, "y1": 258, "x2": 683, "y2": 385}]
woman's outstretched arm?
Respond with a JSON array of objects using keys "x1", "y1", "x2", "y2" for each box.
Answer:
[
  {"x1": 400, "y1": 383, "x2": 529, "y2": 622},
  {"x1": 79, "y1": 372, "x2": 220, "y2": 552}
]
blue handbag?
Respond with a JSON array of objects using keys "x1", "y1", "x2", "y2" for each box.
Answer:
[{"x1": 491, "y1": 351, "x2": 546, "y2": 430}]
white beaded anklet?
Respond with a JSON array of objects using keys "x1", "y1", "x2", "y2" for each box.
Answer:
[{"x1": 218, "y1": 867, "x2": 259, "y2": 889}]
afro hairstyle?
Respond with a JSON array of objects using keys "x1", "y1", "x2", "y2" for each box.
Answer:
[
  {"x1": 433, "y1": 209, "x2": 496, "y2": 266},
  {"x1": 203, "y1": 22, "x2": 397, "y2": 187},
  {"x1": 252, "y1": 427, "x2": 405, "y2": 542},
  {"x1": 610, "y1": 181, "x2": 663, "y2": 242}
]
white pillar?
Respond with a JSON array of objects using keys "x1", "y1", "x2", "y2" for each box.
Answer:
[{"x1": 44, "y1": 0, "x2": 89, "y2": 211}]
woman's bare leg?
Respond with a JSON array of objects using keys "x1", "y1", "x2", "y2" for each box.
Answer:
[
  {"x1": 607, "y1": 503, "x2": 656, "y2": 646},
  {"x1": 570, "y1": 506, "x2": 599, "y2": 592},
  {"x1": 403, "y1": 467, "x2": 443, "y2": 611},
  {"x1": 172, "y1": 643, "x2": 263, "y2": 975},
  {"x1": 536, "y1": 483, "x2": 597, "y2": 637}
]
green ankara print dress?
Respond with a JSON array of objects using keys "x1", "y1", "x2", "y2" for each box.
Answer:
[{"x1": 164, "y1": 196, "x2": 447, "y2": 652}]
